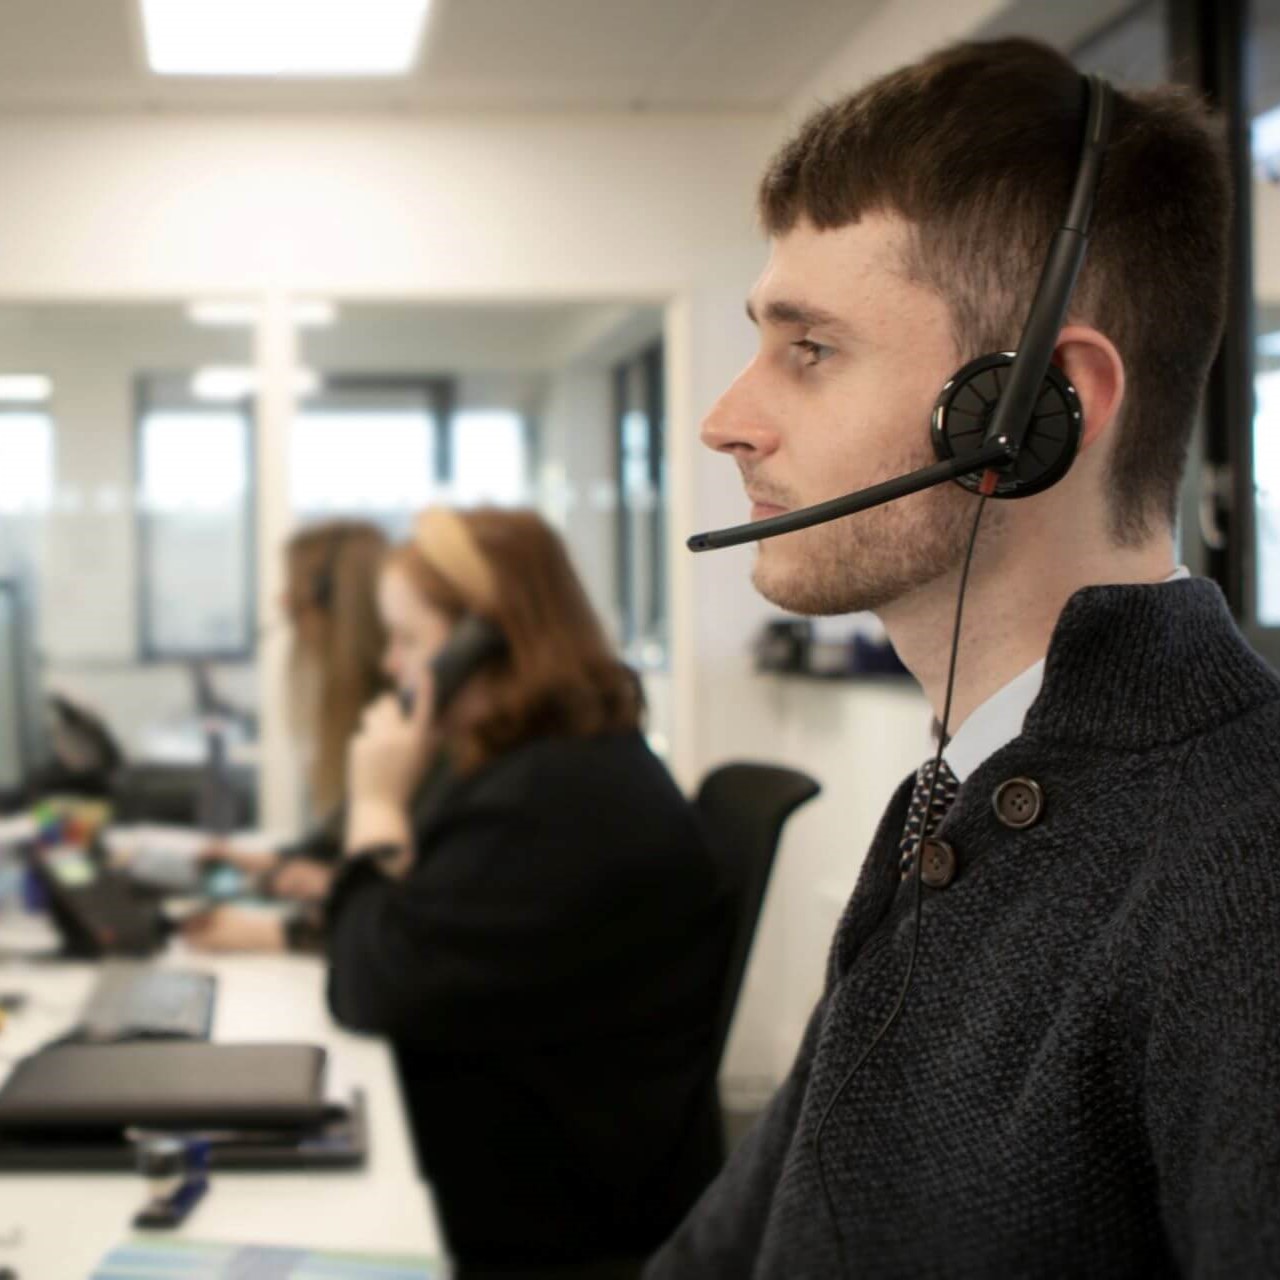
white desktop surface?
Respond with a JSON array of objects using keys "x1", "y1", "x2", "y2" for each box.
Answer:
[{"x1": 0, "y1": 931, "x2": 445, "y2": 1280}]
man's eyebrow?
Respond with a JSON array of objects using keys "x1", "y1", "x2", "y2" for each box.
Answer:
[{"x1": 745, "y1": 297, "x2": 849, "y2": 332}]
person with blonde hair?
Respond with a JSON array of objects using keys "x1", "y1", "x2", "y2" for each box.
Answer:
[
  {"x1": 186, "y1": 518, "x2": 389, "y2": 950},
  {"x1": 283, "y1": 518, "x2": 391, "y2": 821},
  {"x1": 329, "y1": 506, "x2": 731, "y2": 1277}
]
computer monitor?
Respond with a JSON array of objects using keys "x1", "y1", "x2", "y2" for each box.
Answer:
[{"x1": 0, "y1": 576, "x2": 50, "y2": 792}]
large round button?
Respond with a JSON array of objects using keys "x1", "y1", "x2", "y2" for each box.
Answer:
[
  {"x1": 919, "y1": 839, "x2": 957, "y2": 889},
  {"x1": 993, "y1": 777, "x2": 1044, "y2": 830}
]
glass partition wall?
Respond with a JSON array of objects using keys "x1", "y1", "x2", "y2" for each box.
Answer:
[{"x1": 1, "y1": 297, "x2": 673, "y2": 833}]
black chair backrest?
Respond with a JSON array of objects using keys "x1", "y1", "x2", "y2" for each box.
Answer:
[{"x1": 695, "y1": 761, "x2": 821, "y2": 1073}]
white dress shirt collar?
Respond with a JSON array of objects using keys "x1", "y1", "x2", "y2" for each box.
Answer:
[{"x1": 942, "y1": 568, "x2": 1191, "y2": 783}]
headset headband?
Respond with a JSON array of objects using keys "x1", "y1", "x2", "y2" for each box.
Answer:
[{"x1": 414, "y1": 508, "x2": 499, "y2": 615}]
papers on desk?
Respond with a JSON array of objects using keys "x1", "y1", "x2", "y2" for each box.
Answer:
[
  {"x1": 0, "y1": 813, "x2": 37, "y2": 848},
  {"x1": 0, "y1": 912, "x2": 60, "y2": 961},
  {"x1": 93, "y1": 1239, "x2": 442, "y2": 1278}
]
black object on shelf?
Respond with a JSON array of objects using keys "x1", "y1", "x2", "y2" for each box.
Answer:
[
  {"x1": 848, "y1": 634, "x2": 911, "y2": 678},
  {"x1": 754, "y1": 617, "x2": 909, "y2": 680},
  {"x1": 755, "y1": 619, "x2": 812, "y2": 674}
]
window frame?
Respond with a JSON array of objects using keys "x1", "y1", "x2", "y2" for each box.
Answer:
[
  {"x1": 612, "y1": 339, "x2": 667, "y2": 663},
  {"x1": 133, "y1": 371, "x2": 258, "y2": 664}
]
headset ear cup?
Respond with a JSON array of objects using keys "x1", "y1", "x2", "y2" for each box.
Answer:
[
  {"x1": 931, "y1": 352, "x2": 1084, "y2": 498},
  {"x1": 312, "y1": 533, "x2": 344, "y2": 611}
]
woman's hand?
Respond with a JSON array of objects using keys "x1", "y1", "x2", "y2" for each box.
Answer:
[
  {"x1": 344, "y1": 692, "x2": 432, "y2": 857},
  {"x1": 199, "y1": 841, "x2": 279, "y2": 878},
  {"x1": 271, "y1": 858, "x2": 335, "y2": 903},
  {"x1": 348, "y1": 692, "x2": 435, "y2": 812},
  {"x1": 181, "y1": 906, "x2": 285, "y2": 953}
]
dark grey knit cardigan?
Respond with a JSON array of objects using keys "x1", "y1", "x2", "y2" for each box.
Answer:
[{"x1": 646, "y1": 578, "x2": 1280, "y2": 1279}]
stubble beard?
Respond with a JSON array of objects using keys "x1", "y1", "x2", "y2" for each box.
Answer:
[{"x1": 749, "y1": 479, "x2": 980, "y2": 616}]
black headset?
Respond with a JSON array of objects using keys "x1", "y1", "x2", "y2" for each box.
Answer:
[
  {"x1": 688, "y1": 72, "x2": 1114, "y2": 553},
  {"x1": 310, "y1": 529, "x2": 346, "y2": 612}
]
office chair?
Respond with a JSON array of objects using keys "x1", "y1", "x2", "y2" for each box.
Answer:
[{"x1": 694, "y1": 762, "x2": 822, "y2": 1075}]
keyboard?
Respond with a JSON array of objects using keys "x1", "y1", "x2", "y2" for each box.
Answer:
[{"x1": 75, "y1": 965, "x2": 217, "y2": 1043}]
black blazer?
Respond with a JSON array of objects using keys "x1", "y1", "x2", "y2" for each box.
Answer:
[{"x1": 325, "y1": 729, "x2": 731, "y2": 1268}]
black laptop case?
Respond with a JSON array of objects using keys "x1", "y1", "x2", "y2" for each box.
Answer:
[{"x1": 0, "y1": 1042, "x2": 331, "y2": 1134}]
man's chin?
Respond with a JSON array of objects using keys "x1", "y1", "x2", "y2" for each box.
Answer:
[{"x1": 751, "y1": 552, "x2": 874, "y2": 616}]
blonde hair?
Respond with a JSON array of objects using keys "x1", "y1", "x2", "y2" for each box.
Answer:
[
  {"x1": 285, "y1": 520, "x2": 390, "y2": 814},
  {"x1": 387, "y1": 506, "x2": 642, "y2": 775}
]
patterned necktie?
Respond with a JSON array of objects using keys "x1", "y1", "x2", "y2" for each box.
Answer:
[{"x1": 899, "y1": 756, "x2": 961, "y2": 879}]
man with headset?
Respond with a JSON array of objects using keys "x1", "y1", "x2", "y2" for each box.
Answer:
[{"x1": 646, "y1": 36, "x2": 1279, "y2": 1279}]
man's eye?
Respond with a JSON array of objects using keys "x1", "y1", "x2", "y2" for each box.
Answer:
[{"x1": 792, "y1": 339, "x2": 835, "y2": 366}]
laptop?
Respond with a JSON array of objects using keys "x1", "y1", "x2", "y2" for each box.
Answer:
[{"x1": 0, "y1": 1041, "x2": 365, "y2": 1170}]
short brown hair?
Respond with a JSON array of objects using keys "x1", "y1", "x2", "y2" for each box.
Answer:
[
  {"x1": 759, "y1": 38, "x2": 1230, "y2": 543},
  {"x1": 285, "y1": 519, "x2": 390, "y2": 813},
  {"x1": 390, "y1": 507, "x2": 642, "y2": 775}
]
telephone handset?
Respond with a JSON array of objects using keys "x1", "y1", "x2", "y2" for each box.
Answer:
[{"x1": 399, "y1": 615, "x2": 508, "y2": 718}]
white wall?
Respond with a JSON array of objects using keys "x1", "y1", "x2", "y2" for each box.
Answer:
[
  {"x1": 0, "y1": 113, "x2": 772, "y2": 297},
  {"x1": 1256, "y1": 178, "x2": 1280, "y2": 307},
  {"x1": 786, "y1": 0, "x2": 1014, "y2": 121}
]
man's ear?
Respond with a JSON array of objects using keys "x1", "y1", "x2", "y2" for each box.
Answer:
[{"x1": 1053, "y1": 325, "x2": 1125, "y2": 452}]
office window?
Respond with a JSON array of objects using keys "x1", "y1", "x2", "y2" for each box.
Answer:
[
  {"x1": 291, "y1": 379, "x2": 449, "y2": 537},
  {"x1": 1255, "y1": 355, "x2": 1280, "y2": 623},
  {"x1": 0, "y1": 408, "x2": 54, "y2": 601},
  {"x1": 291, "y1": 380, "x2": 530, "y2": 531},
  {"x1": 1253, "y1": 1, "x2": 1280, "y2": 632},
  {"x1": 449, "y1": 409, "x2": 530, "y2": 507},
  {"x1": 613, "y1": 342, "x2": 666, "y2": 666},
  {"x1": 0, "y1": 411, "x2": 54, "y2": 515},
  {"x1": 137, "y1": 376, "x2": 254, "y2": 659}
]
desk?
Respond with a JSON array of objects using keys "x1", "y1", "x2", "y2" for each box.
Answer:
[{"x1": 0, "y1": 930, "x2": 446, "y2": 1279}]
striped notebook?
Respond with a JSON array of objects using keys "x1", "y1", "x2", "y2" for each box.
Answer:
[{"x1": 91, "y1": 1239, "x2": 442, "y2": 1279}]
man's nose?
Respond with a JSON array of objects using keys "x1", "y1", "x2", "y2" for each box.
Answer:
[{"x1": 700, "y1": 362, "x2": 780, "y2": 460}]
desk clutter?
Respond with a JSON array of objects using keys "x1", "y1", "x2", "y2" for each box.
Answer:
[
  {"x1": 0, "y1": 806, "x2": 272, "y2": 962},
  {"x1": 0, "y1": 812, "x2": 369, "y2": 1178},
  {"x1": 2, "y1": 805, "x2": 189, "y2": 959},
  {"x1": 0, "y1": 809, "x2": 440, "y2": 1268}
]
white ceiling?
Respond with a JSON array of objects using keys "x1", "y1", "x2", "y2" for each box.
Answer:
[{"x1": 0, "y1": 0, "x2": 883, "y2": 113}]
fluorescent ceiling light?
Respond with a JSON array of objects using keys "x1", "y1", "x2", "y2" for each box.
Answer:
[
  {"x1": 186, "y1": 300, "x2": 257, "y2": 327},
  {"x1": 141, "y1": 0, "x2": 431, "y2": 77},
  {"x1": 192, "y1": 366, "x2": 320, "y2": 401},
  {"x1": 186, "y1": 299, "x2": 338, "y2": 328},
  {"x1": 292, "y1": 299, "x2": 337, "y2": 328},
  {"x1": 0, "y1": 375, "x2": 52, "y2": 403},
  {"x1": 192, "y1": 367, "x2": 256, "y2": 401}
]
